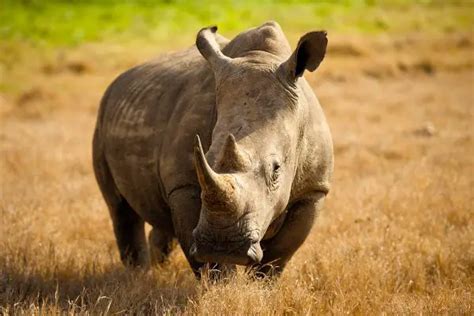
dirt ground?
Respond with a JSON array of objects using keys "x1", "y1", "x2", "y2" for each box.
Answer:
[{"x1": 1, "y1": 32, "x2": 473, "y2": 314}]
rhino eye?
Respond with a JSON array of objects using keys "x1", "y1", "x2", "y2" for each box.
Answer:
[
  {"x1": 272, "y1": 162, "x2": 281, "y2": 174},
  {"x1": 266, "y1": 160, "x2": 281, "y2": 191},
  {"x1": 271, "y1": 162, "x2": 281, "y2": 181}
]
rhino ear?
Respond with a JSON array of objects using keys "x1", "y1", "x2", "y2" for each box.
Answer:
[
  {"x1": 196, "y1": 26, "x2": 232, "y2": 75},
  {"x1": 280, "y1": 31, "x2": 327, "y2": 81}
]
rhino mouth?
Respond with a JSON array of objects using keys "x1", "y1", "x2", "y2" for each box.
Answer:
[{"x1": 190, "y1": 239, "x2": 263, "y2": 265}]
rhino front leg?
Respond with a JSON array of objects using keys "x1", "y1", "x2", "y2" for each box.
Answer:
[
  {"x1": 111, "y1": 198, "x2": 149, "y2": 267},
  {"x1": 168, "y1": 186, "x2": 208, "y2": 277},
  {"x1": 148, "y1": 227, "x2": 174, "y2": 265},
  {"x1": 168, "y1": 185, "x2": 236, "y2": 279},
  {"x1": 254, "y1": 192, "x2": 326, "y2": 278}
]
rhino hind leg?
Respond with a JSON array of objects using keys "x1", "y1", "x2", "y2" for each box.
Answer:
[
  {"x1": 111, "y1": 198, "x2": 149, "y2": 267},
  {"x1": 148, "y1": 227, "x2": 174, "y2": 265},
  {"x1": 93, "y1": 142, "x2": 149, "y2": 268}
]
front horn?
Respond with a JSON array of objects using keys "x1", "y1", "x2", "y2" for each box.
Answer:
[{"x1": 193, "y1": 135, "x2": 237, "y2": 208}]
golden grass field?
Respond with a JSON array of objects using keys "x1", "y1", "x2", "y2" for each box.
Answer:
[{"x1": 1, "y1": 10, "x2": 473, "y2": 315}]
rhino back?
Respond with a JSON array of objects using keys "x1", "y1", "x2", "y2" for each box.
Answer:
[{"x1": 95, "y1": 47, "x2": 216, "y2": 225}]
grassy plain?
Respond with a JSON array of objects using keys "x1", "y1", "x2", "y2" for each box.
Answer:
[{"x1": 1, "y1": 1, "x2": 473, "y2": 314}]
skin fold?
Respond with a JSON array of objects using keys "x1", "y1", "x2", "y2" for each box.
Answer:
[{"x1": 93, "y1": 21, "x2": 333, "y2": 278}]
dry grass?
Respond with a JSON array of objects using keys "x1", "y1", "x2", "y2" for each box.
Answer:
[{"x1": 1, "y1": 31, "x2": 473, "y2": 314}]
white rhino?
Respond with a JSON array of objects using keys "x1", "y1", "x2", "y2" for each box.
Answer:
[{"x1": 93, "y1": 21, "x2": 333, "y2": 278}]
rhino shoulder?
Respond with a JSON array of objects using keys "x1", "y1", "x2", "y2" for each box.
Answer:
[{"x1": 292, "y1": 79, "x2": 333, "y2": 199}]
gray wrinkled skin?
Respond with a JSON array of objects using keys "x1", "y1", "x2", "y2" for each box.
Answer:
[{"x1": 93, "y1": 21, "x2": 333, "y2": 278}]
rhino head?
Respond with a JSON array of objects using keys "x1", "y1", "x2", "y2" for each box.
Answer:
[{"x1": 190, "y1": 24, "x2": 327, "y2": 265}]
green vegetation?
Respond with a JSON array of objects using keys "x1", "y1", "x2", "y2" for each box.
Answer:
[{"x1": 1, "y1": 0, "x2": 472, "y2": 47}]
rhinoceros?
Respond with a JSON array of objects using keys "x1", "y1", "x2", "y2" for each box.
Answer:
[{"x1": 93, "y1": 21, "x2": 333, "y2": 278}]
